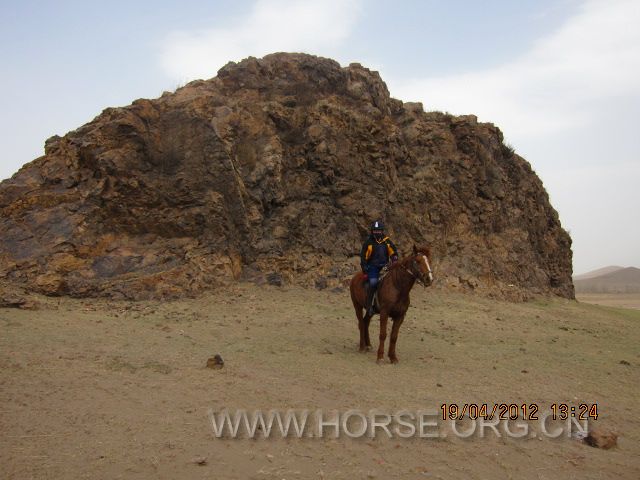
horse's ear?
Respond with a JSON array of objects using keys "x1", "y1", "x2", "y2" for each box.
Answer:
[{"x1": 412, "y1": 244, "x2": 418, "y2": 254}]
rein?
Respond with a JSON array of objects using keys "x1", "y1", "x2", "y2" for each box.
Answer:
[
  {"x1": 401, "y1": 263, "x2": 418, "y2": 279},
  {"x1": 402, "y1": 262, "x2": 425, "y2": 287}
]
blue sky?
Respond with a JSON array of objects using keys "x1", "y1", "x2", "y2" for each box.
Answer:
[{"x1": 1, "y1": 0, "x2": 638, "y2": 274}]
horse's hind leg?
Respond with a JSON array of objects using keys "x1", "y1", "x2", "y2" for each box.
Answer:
[
  {"x1": 354, "y1": 305, "x2": 367, "y2": 352},
  {"x1": 388, "y1": 315, "x2": 405, "y2": 364},
  {"x1": 364, "y1": 315, "x2": 372, "y2": 350}
]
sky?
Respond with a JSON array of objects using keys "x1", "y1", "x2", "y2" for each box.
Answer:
[{"x1": 1, "y1": 0, "x2": 638, "y2": 275}]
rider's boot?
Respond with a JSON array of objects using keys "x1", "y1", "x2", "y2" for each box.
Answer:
[{"x1": 365, "y1": 284, "x2": 377, "y2": 316}]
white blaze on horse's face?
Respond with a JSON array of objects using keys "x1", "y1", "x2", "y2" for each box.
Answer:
[{"x1": 422, "y1": 254, "x2": 433, "y2": 283}]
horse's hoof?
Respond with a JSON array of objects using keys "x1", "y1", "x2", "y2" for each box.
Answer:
[
  {"x1": 390, "y1": 357, "x2": 399, "y2": 364},
  {"x1": 376, "y1": 358, "x2": 385, "y2": 365},
  {"x1": 365, "y1": 345, "x2": 372, "y2": 351},
  {"x1": 359, "y1": 347, "x2": 367, "y2": 353}
]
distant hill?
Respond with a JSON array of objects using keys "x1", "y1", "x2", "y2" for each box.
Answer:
[
  {"x1": 574, "y1": 266, "x2": 624, "y2": 280},
  {"x1": 574, "y1": 267, "x2": 640, "y2": 293}
]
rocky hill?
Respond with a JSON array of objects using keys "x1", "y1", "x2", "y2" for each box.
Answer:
[{"x1": 0, "y1": 53, "x2": 573, "y2": 300}]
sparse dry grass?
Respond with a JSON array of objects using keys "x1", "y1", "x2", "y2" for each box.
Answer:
[{"x1": 1, "y1": 285, "x2": 639, "y2": 479}]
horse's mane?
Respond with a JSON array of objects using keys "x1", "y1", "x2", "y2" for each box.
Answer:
[
  {"x1": 388, "y1": 245, "x2": 432, "y2": 271},
  {"x1": 388, "y1": 256, "x2": 411, "y2": 271}
]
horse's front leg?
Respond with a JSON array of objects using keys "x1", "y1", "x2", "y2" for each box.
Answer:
[
  {"x1": 376, "y1": 311, "x2": 389, "y2": 363},
  {"x1": 355, "y1": 306, "x2": 367, "y2": 352},
  {"x1": 388, "y1": 314, "x2": 405, "y2": 364}
]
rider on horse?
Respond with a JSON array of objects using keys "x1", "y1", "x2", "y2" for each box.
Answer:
[{"x1": 360, "y1": 220, "x2": 398, "y2": 315}]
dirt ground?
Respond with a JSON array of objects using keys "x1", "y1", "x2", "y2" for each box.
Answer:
[
  {"x1": 1, "y1": 284, "x2": 639, "y2": 479},
  {"x1": 576, "y1": 293, "x2": 640, "y2": 310}
]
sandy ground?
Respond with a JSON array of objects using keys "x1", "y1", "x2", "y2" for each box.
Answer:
[
  {"x1": 577, "y1": 293, "x2": 640, "y2": 310},
  {"x1": 1, "y1": 284, "x2": 639, "y2": 479}
]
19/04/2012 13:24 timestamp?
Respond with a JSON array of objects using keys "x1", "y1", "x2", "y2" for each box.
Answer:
[{"x1": 440, "y1": 403, "x2": 599, "y2": 421}]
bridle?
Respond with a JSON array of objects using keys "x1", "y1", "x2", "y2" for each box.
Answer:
[{"x1": 402, "y1": 253, "x2": 433, "y2": 287}]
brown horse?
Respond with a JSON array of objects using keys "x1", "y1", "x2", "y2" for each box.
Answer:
[{"x1": 349, "y1": 245, "x2": 434, "y2": 363}]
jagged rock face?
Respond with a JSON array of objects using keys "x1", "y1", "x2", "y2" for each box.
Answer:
[{"x1": 0, "y1": 53, "x2": 573, "y2": 300}]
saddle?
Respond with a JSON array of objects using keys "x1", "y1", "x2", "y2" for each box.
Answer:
[
  {"x1": 361, "y1": 265, "x2": 390, "y2": 284},
  {"x1": 361, "y1": 264, "x2": 390, "y2": 281},
  {"x1": 361, "y1": 265, "x2": 390, "y2": 314}
]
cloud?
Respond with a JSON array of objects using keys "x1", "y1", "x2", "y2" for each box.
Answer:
[
  {"x1": 160, "y1": 0, "x2": 362, "y2": 83},
  {"x1": 389, "y1": 0, "x2": 640, "y2": 139},
  {"x1": 378, "y1": 0, "x2": 640, "y2": 272}
]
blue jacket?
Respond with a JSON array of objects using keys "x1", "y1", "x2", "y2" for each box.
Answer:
[{"x1": 360, "y1": 235, "x2": 398, "y2": 271}]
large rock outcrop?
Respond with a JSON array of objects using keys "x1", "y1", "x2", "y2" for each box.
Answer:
[{"x1": 0, "y1": 53, "x2": 573, "y2": 300}]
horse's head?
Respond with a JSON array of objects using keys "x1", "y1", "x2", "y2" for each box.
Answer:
[{"x1": 410, "y1": 244, "x2": 434, "y2": 287}]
